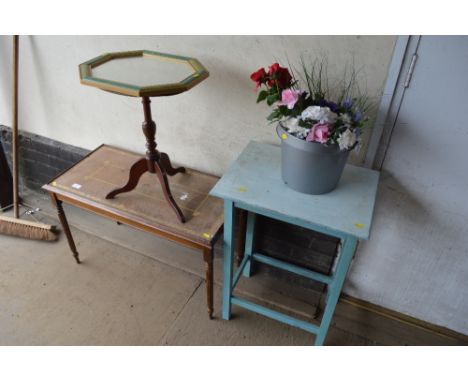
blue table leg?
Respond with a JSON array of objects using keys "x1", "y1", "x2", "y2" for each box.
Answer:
[
  {"x1": 242, "y1": 212, "x2": 256, "y2": 278},
  {"x1": 315, "y1": 235, "x2": 357, "y2": 346},
  {"x1": 222, "y1": 200, "x2": 236, "y2": 320}
]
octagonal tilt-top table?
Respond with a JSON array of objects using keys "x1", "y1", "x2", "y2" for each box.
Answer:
[
  {"x1": 42, "y1": 50, "x2": 221, "y2": 318},
  {"x1": 79, "y1": 50, "x2": 209, "y2": 223}
]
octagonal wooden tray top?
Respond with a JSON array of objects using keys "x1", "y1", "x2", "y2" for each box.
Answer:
[{"x1": 79, "y1": 50, "x2": 209, "y2": 97}]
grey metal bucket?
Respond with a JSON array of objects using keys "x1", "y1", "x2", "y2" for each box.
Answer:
[{"x1": 277, "y1": 124, "x2": 349, "y2": 194}]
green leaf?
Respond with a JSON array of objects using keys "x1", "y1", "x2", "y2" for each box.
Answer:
[
  {"x1": 266, "y1": 94, "x2": 279, "y2": 106},
  {"x1": 267, "y1": 109, "x2": 281, "y2": 121},
  {"x1": 278, "y1": 105, "x2": 289, "y2": 114},
  {"x1": 256, "y1": 90, "x2": 268, "y2": 103}
]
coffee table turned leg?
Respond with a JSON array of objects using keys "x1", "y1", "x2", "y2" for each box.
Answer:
[
  {"x1": 203, "y1": 247, "x2": 214, "y2": 319},
  {"x1": 50, "y1": 194, "x2": 80, "y2": 264},
  {"x1": 236, "y1": 209, "x2": 247, "y2": 266}
]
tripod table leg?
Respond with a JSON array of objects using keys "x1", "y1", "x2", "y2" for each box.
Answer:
[
  {"x1": 159, "y1": 152, "x2": 186, "y2": 176},
  {"x1": 105, "y1": 158, "x2": 148, "y2": 199},
  {"x1": 153, "y1": 160, "x2": 186, "y2": 223}
]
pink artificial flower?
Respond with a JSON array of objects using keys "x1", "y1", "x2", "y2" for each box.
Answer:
[
  {"x1": 306, "y1": 122, "x2": 331, "y2": 143},
  {"x1": 278, "y1": 89, "x2": 301, "y2": 109}
]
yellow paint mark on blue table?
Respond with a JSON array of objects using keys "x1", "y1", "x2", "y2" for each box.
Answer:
[
  {"x1": 354, "y1": 223, "x2": 365, "y2": 229},
  {"x1": 236, "y1": 186, "x2": 247, "y2": 193}
]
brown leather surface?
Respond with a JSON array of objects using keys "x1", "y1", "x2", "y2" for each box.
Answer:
[{"x1": 46, "y1": 145, "x2": 223, "y2": 246}]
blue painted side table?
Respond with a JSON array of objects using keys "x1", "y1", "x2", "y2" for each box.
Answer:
[{"x1": 210, "y1": 141, "x2": 379, "y2": 345}]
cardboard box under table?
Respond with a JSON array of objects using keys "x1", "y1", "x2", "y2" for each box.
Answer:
[{"x1": 43, "y1": 145, "x2": 224, "y2": 318}]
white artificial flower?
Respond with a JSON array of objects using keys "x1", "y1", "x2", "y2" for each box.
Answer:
[
  {"x1": 301, "y1": 106, "x2": 337, "y2": 123},
  {"x1": 283, "y1": 117, "x2": 300, "y2": 131},
  {"x1": 340, "y1": 113, "x2": 352, "y2": 124},
  {"x1": 337, "y1": 128, "x2": 358, "y2": 151},
  {"x1": 283, "y1": 118, "x2": 309, "y2": 139},
  {"x1": 295, "y1": 128, "x2": 310, "y2": 139}
]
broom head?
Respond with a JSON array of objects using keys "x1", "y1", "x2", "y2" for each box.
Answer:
[{"x1": 0, "y1": 215, "x2": 57, "y2": 241}]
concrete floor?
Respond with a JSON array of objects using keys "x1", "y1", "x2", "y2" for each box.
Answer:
[
  {"x1": 0, "y1": 192, "x2": 378, "y2": 345},
  {"x1": 0, "y1": 217, "x2": 376, "y2": 345},
  {"x1": 2, "y1": 191, "x2": 465, "y2": 345}
]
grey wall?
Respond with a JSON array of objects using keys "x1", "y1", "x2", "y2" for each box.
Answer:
[
  {"x1": 0, "y1": 36, "x2": 396, "y2": 174},
  {"x1": 345, "y1": 36, "x2": 468, "y2": 335}
]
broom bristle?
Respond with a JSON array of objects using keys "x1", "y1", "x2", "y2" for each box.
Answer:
[{"x1": 0, "y1": 216, "x2": 57, "y2": 241}]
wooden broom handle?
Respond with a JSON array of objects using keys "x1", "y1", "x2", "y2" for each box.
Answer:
[{"x1": 12, "y1": 35, "x2": 19, "y2": 219}]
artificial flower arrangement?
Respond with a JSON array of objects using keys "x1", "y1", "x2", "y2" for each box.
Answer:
[{"x1": 250, "y1": 61, "x2": 371, "y2": 151}]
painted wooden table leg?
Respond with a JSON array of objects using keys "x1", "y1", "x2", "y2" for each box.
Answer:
[
  {"x1": 242, "y1": 212, "x2": 256, "y2": 278},
  {"x1": 222, "y1": 200, "x2": 236, "y2": 320},
  {"x1": 203, "y1": 247, "x2": 214, "y2": 319},
  {"x1": 314, "y1": 236, "x2": 357, "y2": 346}
]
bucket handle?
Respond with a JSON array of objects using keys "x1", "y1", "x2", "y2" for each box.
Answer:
[{"x1": 276, "y1": 123, "x2": 285, "y2": 139}]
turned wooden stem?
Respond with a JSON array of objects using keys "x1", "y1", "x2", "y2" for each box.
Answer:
[
  {"x1": 106, "y1": 96, "x2": 186, "y2": 223},
  {"x1": 142, "y1": 96, "x2": 158, "y2": 171}
]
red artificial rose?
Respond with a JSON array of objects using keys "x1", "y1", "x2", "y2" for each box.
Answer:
[
  {"x1": 268, "y1": 63, "x2": 280, "y2": 75},
  {"x1": 250, "y1": 68, "x2": 267, "y2": 88},
  {"x1": 267, "y1": 63, "x2": 292, "y2": 90}
]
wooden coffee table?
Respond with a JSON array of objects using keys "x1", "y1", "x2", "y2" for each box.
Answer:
[{"x1": 43, "y1": 145, "x2": 223, "y2": 318}]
